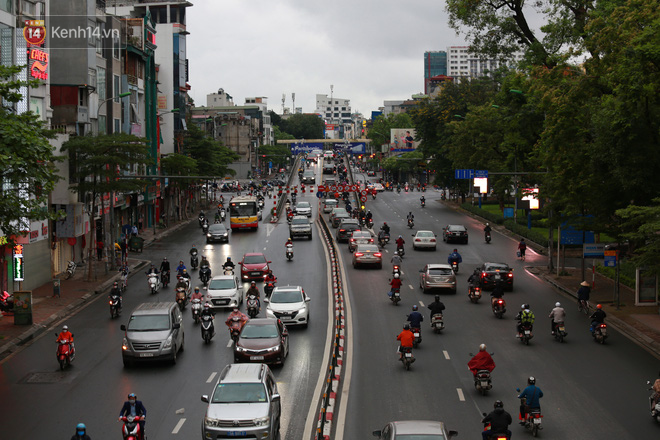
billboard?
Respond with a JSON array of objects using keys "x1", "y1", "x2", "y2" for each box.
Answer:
[{"x1": 390, "y1": 128, "x2": 419, "y2": 152}]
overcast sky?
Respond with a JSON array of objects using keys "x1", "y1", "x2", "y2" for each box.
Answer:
[{"x1": 186, "y1": 0, "x2": 468, "y2": 116}]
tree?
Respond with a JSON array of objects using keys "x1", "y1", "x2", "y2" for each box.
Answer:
[
  {"x1": 615, "y1": 198, "x2": 660, "y2": 275},
  {"x1": 161, "y1": 154, "x2": 197, "y2": 222},
  {"x1": 0, "y1": 65, "x2": 63, "y2": 243},
  {"x1": 183, "y1": 124, "x2": 238, "y2": 178},
  {"x1": 278, "y1": 113, "x2": 324, "y2": 139},
  {"x1": 258, "y1": 144, "x2": 291, "y2": 170},
  {"x1": 61, "y1": 133, "x2": 151, "y2": 280},
  {"x1": 367, "y1": 113, "x2": 413, "y2": 148}
]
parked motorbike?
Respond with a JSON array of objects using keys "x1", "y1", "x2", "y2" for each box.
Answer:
[
  {"x1": 468, "y1": 285, "x2": 482, "y2": 303},
  {"x1": 201, "y1": 314, "x2": 215, "y2": 344},
  {"x1": 190, "y1": 251, "x2": 199, "y2": 270},
  {"x1": 553, "y1": 321, "x2": 567, "y2": 343},
  {"x1": 109, "y1": 294, "x2": 122, "y2": 319},
  {"x1": 431, "y1": 313, "x2": 445, "y2": 333},
  {"x1": 407, "y1": 218, "x2": 414, "y2": 229},
  {"x1": 0, "y1": 290, "x2": 14, "y2": 313},
  {"x1": 191, "y1": 298, "x2": 203, "y2": 324},
  {"x1": 389, "y1": 288, "x2": 401, "y2": 306},
  {"x1": 517, "y1": 392, "x2": 543, "y2": 436},
  {"x1": 161, "y1": 270, "x2": 170, "y2": 288},
  {"x1": 120, "y1": 415, "x2": 144, "y2": 440},
  {"x1": 147, "y1": 273, "x2": 161, "y2": 295},
  {"x1": 400, "y1": 346, "x2": 414, "y2": 370},
  {"x1": 200, "y1": 266, "x2": 212, "y2": 287},
  {"x1": 492, "y1": 298, "x2": 506, "y2": 319},
  {"x1": 451, "y1": 261, "x2": 459, "y2": 274},
  {"x1": 55, "y1": 334, "x2": 75, "y2": 370},
  {"x1": 485, "y1": 231, "x2": 492, "y2": 244},
  {"x1": 247, "y1": 294, "x2": 260, "y2": 319},
  {"x1": 175, "y1": 287, "x2": 188, "y2": 311},
  {"x1": 648, "y1": 381, "x2": 660, "y2": 423},
  {"x1": 65, "y1": 260, "x2": 77, "y2": 279},
  {"x1": 592, "y1": 322, "x2": 608, "y2": 344},
  {"x1": 286, "y1": 244, "x2": 294, "y2": 261},
  {"x1": 518, "y1": 323, "x2": 534, "y2": 345}
]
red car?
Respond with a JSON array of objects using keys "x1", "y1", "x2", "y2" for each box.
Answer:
[{"x1": 239, "y1": 253, "x2": 272, "y2": 281}]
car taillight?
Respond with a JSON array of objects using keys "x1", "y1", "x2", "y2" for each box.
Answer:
[
  {"x1": 498, "y1": 300, "x2": 504, "y2": 304},
  {"x1": 415, "y1": 238, "x2": 421, "y2": 242},
  {"x1": 430, "y1": 238, "x2": 436, "y2": 242},
  {"x1": 369, "y1": 238, "x2": 374, "y2": 243},
  {"x1": 349, "y1": 239, "x2": 355, "y2": 243},
  {"x1": 339, "y1": 229, "x2": 345, "y2": 232},
  {"x1": 481, "y1": 273, "x2": 486, "y2": 278},
  {"x1": 354, "y1": 252, "x2": 363, "y2": 257},
  {"x1": 374, "y1": 253, "x2": 382, "y2": 257},
  {"x1": 508, "y1": 273, "x2": 513, "y2": 277}
]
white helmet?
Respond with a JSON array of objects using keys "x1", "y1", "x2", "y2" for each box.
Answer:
[
  {"x1": 62, "y1": 325, "x2": 68, "y2": 331},
  {"x1": 393, "y1": 251, "x2": 398, "y2": 255},
  {"x1": 479, "y1": 343, "x2": 486, "y2": 352},
  {"x1": 394, "y1": 273, "x2": 400, "y2": 279},
  {"x1": 555, "y1": 302, "x2": 561, "y2": 307}
]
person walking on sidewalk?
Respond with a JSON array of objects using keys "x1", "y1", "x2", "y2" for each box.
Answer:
[
  {"x1": 96, "y1": 239, "x2": 103, "y2": 261},
  {"x1": 518, "y1": 239, "x2": 527, "y2": 261}
]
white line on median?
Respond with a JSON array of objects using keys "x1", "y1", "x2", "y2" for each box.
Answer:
[
  {"x1": 457, "y1": 388, "x2": 465, "y2": 401},
  {"x1": 172, "y1": 418, "x2": 186, "y2": 434},
  {"x1": 443, "y1": 350, "x2": 450, "y2": 360},
  {"x1": 206, "y1": 372, "x2": 217, "y2": 383}
]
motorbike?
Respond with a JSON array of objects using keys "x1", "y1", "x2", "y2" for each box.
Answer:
[
  {"x1": 264, "y1": 280, "x2": 276, "y2": 297},
  {"x1": 407, "y1": 218, "x2": 414, "y2": 229},
  {"x1": 420, "y1": 199, "x2": 425, "y2": 208},
  {"x1": 247, "y1": 294, "x2": 260, "y2": 319},
  {"x1": 518, "y1": 323, "x2": 534, "y2": 345},
  {"x1": 147, "y1": 273, "x2": 161, "y2": 295},
  {"x1": 371, "y1": 192, "x2": 376, "y2": 200},
  {"x1": 397, "y1": 187, "x2": 401, "y2": 194},
  {"x1": 592, "y1": 322, "x2": 608, "y2": 344},
  {"x1": 55, "y1": 335, "x2": 75, "y2": 370},
  {"x1": 648, "y1": 381, "x2": 660, "y2": 423},
  {"x1": 366, "y1": 218, "x2": 374, "y2": 229},
  {"x1": 392, "y1": 265, "x2": 401, "y2": 278},
  {"x1": 198, "y1": 214, "x2": 205, "y2": 227},
  {"x1": 492, "y1": 298, "x2": 506, "y2": 319},
  {"x1": 485, "y1": 231, "x2": 492, "y2": 244},
  {"x1": 199, "y1": 266, "x2": 212, "y2": 287},
  {"x1": 161, "y1": 270, "x2": 170, "y2": 288},
  {"x1": 451, "y1": 261, "x2": 459, "y2": 274},
  {"x1": 0, "y1": 290, "x2": 14, "y2": 313},
  {"x1": 389, "y1": 288, "x2": 401, "y2": 305},
  {"x1": 517, "y1": 392, "x2": 543, "y2": 436},
  {"x1": 473, "y1": 368, "x2": 493, "y2": 395},
  {"x1": 397, "y1": 245, "x2": 405, "y2": 258},
  {"x1": 431, "y1": 313, "x2": 445, "y2": 333},
  {"x1": 422, "y1": 186, "x2": 426, "y2": 192},
  {"x1": 220, "y1": 208, "x2": 226, "y2": 221},
  {"x1": 468, "y1": 285, "x2": 482, "y2": 303},
  {"x1": 109, "y1": 294, "x2": 122, "y2": 319},
  {"x1": 120, "y1": 415, "x2": 144, "y2": 440},
  {"x1": 258, "y1": 198, "x2": 264, "y2": 209},
  {"x1": 65, "y1": 260, "x2": 77, "y2": 279},
  {"x1": 201, "y1": 314, "x2": 215, "y2": 344},
  {"x1": 408, "y1": 323, "x2": 422, "y2": 348},
  {"x1": 175, "y1": 287, "x2": 188, "y2": 311},
  {"x1": 378, "y1": 233, "x2": 390, "y2": 247},
  {"x1": 553, "y1": 321, "x2": 567, "y2": 343},
  {"x1": 400, "y1": 346, "x2": 414, "y2": 370},
  {"x1": 228, "y1": 318, "x2": 242, "y2": 343},
  {"x1": 202, "y1": 222, "x2": 209, "y2": 234},
  {"x1": 191, "y1": 298, "x2": 203, "y2": 323},
  {"x1": 190, "y1": 251, "x2": 199, "y2": 269},
  {"x1": 223, "y1": 267, "x2": 235, "y2": 275},
  {"x1": 286, "y1": 244, "x2": 294, "y2": 261}
]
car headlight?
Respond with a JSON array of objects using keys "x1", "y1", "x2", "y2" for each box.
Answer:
[
  {"x1": 298, "y1": 307, "x2": 307, "y2": 314},
  {"x1": 122, "y1": 337, "x2": 129, "y2": 350},
  {"x1": 204, "y1": 417, "x2": 220, "y2": 428},
  {"x1": 236, "y1": 346, "x2": 247, "y2": 352},
  {"x1": 261, "y1": 265, "x2": 268, "y2": 270},
  {"x1": 253, "y1": 416, "x2": 269, "y2": 427},
  {"x1": 206, "y1": 233, "x2": 211, "y2": 237},
  {"x1": 267, "y1": 345, "x2": 280, "y2": 352},
  {"x1": 266, "y1": 309, "x2": 275, "y2": 317},
  {"x1": 162, "y1": 334, "x2": 173, "y2": 349}
]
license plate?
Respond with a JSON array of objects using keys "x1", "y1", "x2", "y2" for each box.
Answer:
[
  {"x1": 405, "y1": 352, "x2": 412, "y2": 358},
  {"x1": 251, "y1": 272, "x2": 261, "y2": 276},
  {"x1": 279, "y1": 315, "x2": 290, "y2": 319},
  {"x1": 413, "y1": 333, "x2": 420, "y2": 337},
  {"x1": 140, "y1": 353, "x2": 154, "y2": 357},
  {"x1": 524, "y1": 330, "x2": 530, "y2": 335},
  {"x1": 494, "y1": 274, "x2": 501, "y2": 280},
  {"x1": 558, "y1": 326, "x2": 565, "y2": 332},
  {"x1": 394, "y1": 293, "x2": 400, "y2": 298},
  {"x1": 533, "y1": 418, "x2": 542, "y2": 424},
  {"x1": 250, "y1": 356, "x2": 264, "y2": 360},
  {"x1": 481, "y1": 381, "x2": 489, "y2": 387},
  {"x1": 227, "y1": 431, "x2": 247, "y2": 437}
]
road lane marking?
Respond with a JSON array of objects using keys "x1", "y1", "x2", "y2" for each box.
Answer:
[
  {"x1": 419, "y1": 300, "x2": 425, "y2": 307},
  {"x1": 172, "y1": 418, "x2": 186, "y2": 434},
  {"x1": 408, "y1": 284, "x2": 414, "y2": 290},
  {"x1": 443, "y1": 350, "x2": 450, "y2": 360},
  {"x1": 226, "y1": 340, "x2": 232, "y2": 348},
  {"x1": 457, "y1": 388, "x2": 465, "y2": 401},
  {"x1": 206, "y1": 372, "x2": 217, "y2": 383}
]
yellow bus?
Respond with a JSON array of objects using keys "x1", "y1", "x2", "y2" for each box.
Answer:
[{"x1": 229, "y1": 196, "x2": 259, "y2": 230}]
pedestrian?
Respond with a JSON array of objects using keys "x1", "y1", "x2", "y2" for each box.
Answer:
[
  {"x1": 96, "y1": 239, "x2": 103, "y2": 261},
  {"x1": 120, "y1": 240, "x2": 127, "y2": 261},
  {"x1": 138, "y1": 215, "x2": 143, "y2": 231},
  {"x1": 131, "y1": 224, "x2": 138, "y2": 237},
  {"x1": 518, "y1": 238, "x2": 527, "y2": 261}
]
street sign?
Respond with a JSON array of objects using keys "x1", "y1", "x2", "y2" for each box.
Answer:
[
  {"x1": 330, "y1": 185, "x2": 337, "y2": 192},
  {"x1": 604, "y1": 250, "x2": 618, "y2": 267},
  {"x1": 338, "y1": 185, "x2": 345, "y2": 192},
  {"x1": 318, "y1": 185, "x2": 325, "y2": 192},
  {"x1": 351, "y1": 185, "x2": 357, "y2": 191},
  {"x1": 583, "y1": 243, "x2": 605, "y2": 258},
  {"x1": 360, "y1": 196, "x2": 367, "y2": 202},
  {"x1": 474, "y1": 170, "x2": 489, "y2": 178},
  {"x1": 316, "y1": 191, "x2": 323, "y2": 199},
  {"x1": 454, "y1": 169, "x2": 474, "y2": 179},
  {"x1": 360, "y1": 190, "x2": 368, "y2": 196}
]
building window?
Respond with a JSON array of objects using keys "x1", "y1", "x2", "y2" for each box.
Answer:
[
  {"x1": 170, "y1": 5, "x2": 178, "y2": 23},
  {"x1": 113, "y1": 33, "x2": 120, "y2": 59},
  {"x1": 99, "y1": 115, "x2": 106, "y2": 134},
  {"x1": 114, "y1": 118, "x2": 120, "y2": 133},
  {"x1": 113, "y1": 75, "x2": 120, "y2": 102},
  {"x1": 97, "y1": 67, "x2": 106, "y2": 101},
  {"x1": 96, "y1": 23, "x2": 103, "y2": 54},
  {"x1": 0, "y1": 0, "x2": 12, "y2": 12}
]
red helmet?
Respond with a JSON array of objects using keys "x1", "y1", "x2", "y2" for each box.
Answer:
[{"x1": 596, "y1": 304, "x2": 602, "y2": 309}]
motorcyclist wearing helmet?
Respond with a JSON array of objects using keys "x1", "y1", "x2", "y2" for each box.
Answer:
[
  {"x1": 119, "y1": 393, "x2": 147, "y2": 439},
  {"x1": 406, "y1": 212, "x2": 414, "y2": 222},
  {"x1": 518, "y1": 377, "x2": 543, "y2": 424},
  {"x1": 189, "y1": 244, "x2": 198, "y2": 256},
  {"x1": 201, "y1": 302, "x2": 215, "y2": 319},
  {"x1": 176, "y1": 261, "x2": 186, "y2": 276},
  {"x1": 516, "y1": 304, "x2": 535, "y2": 338},
  {"x1": 222, "y1": 257, "x2": 235, "y2": 271},
  {"x1": 175, "y1": 276, "x2": 188, "y2": 293},
  {"x1": 264, "y1": 270, "x2": 277, "y2": 285},
  {"x1": 159, "y1": 257, "x2": 170, "y2": 274},
  {"x1": 389, "y1": 273, "x2": 402, "y2": 298},
  {"x1": 145, "y1": 264, "x2": 159, "y2": 277},
  {"x1": 407, "y1": 304, "x2": 424, "y2": 329},
  {"x1": 396, "y1": 323, "x2": 415, "y2": 360},
  {"x1": 490, "y1": 281, "x2": 505, "y2": 306},
  {"x1": 225, "y1": 307, "x2": 249, "y2": 331},
  {"x1": 285, "y1": 237, "x2": 293, "y2": 247},
  {"x1": 179, "y1": 268, "x2": 191, "y2": 281},
  {"x1": 395, "y1": 235, "x2": 405, "y2": 249},
  {"x1": 380, "y1": 222, "x2": 390, "y2": 235},
  {"x1": 200, "y1": 255, "x2": 210, "y2": 270},
  {"x1": 71, "y1": 422, "x2": 91, "y2": 440},
  {"x1": 109, "y1": 281, "x2": 122, "y2": 309},
  {"x1": 390, "y1": 251, "x2": 402, "y2": 266},
  {"x1": 468, "y1": 343, "x2": 495, "y2": 377},
  {"x1": 484, "y1": 222, "x2": 492, "y2": 239},
  {"x1": 549, "y1": 302, "x2": 566, "y2": 335},
  {"x1": 365, "y1": 210, "x2": 373, "y2": 221},
  {"x1": 481, "y1": 400, "x2": 512, "y2": 440},
  {"x1": 590, "y1": 304, "x2": 607, "y2": 333},
  {"x1": 56, "y1": 325, "x2": 74, "y2": 348},
  {"x1": 420, "y1": 195, "x2": 425, "y2": 205},
  {"x1": 190, "y1": 286, "x2": 204, "y2": 302},
  {"x1": 448, "y1": 249, "x2": 462, "y2": 266},
  {"x1": 427, "y1": 295, "x2": 446, "y2": 319},
  {"x1": 246, "y1": 281, "x2": 261, "y2": 304}
]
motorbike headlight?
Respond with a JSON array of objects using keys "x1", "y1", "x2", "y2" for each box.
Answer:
[
  {"x1": 162, "y1": 334, "x2": 173, "y2": 349},
  {"x1": 253, "y1": 416, "x2": 269, "y2": 427}
]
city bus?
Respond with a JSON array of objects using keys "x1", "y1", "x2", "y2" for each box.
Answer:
[{"x1": 229, "y1": 196, "x2": 259, "y2": 230}]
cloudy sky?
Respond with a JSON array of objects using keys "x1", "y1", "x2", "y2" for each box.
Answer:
[{"x1": 186, "y1": 0, "x2": 467, "y2": 116}]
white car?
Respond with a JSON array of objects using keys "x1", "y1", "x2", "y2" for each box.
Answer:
[
  {"x1": 412, "y1": 230, "x2": 438, "y2": 251},
  {"x1": 206, "y1": 275, "x2": 243, "y2": 309},
  {"x1": 295, "y1": 201, "x2": 312, "y2": 217},
  {"x1": 374, "y1": 183, "x2": 385, "y2": 192},
  {"x1": 265, "y1": 285, "x2": 310, "y2": 327}
]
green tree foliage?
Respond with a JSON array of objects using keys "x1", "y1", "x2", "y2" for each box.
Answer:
[
  {"x1": 278, "y1": 113, "x2": 324, "y2": 139},
  {"x1": 161, "y1": 153, "x2": 197, "y2": 188},
  {"x1": 273, "y1": 125, "x2": 295, "y2": 142},
  {"x1": 0, "y1": 65, "x2": 63, "y2": 241},
  {"x1": 615, "y1": 198, "x2": 660, "y2": 275},
  {"x1": 183, "y1": 124, "x2": 238, "y2": 177},
  {"x1": 367, "y1": 113, "x2": 413, "y2": 147},
  {"x1": 258, "y1": 144, "x2": 291, "y2": 169}
]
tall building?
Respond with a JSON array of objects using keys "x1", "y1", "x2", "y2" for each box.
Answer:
[
  {"x1": 315, "y1": 94, "x2": 352, "y2": 139},
  {"x1": 423, "y1": 51, "x2": 447, "y2": 94},
  {"x1": 447, "y1": 46, "x2": 523, "y2": 80}
]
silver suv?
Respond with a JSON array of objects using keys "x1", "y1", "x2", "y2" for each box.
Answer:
[{"x1": 201, "y1": 363, "x2": 281, "y2": 439}]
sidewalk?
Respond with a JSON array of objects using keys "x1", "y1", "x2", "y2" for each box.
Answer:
[
  {"x1": 443, "y1": 199, "x2": 660, "y2": 360},
  {"x1": 0, "y1": 217, "x2": 195, "y2": 361}
]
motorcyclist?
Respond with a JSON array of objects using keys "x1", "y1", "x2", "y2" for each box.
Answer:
[
  {"x1": 390, "y1": 251, "x2": 402, "y2": 267},
  {"x1": 285, "y1": 237, "x2": 293, "y2": 247},
  {"x1": 406, "y1": 212, "x2": 414, "y2": 223},
  {"x1": 549, "y1": 302, "x2": 566, "y2": 335},
  {"x1": 145, "y1": 264, "x2": 159, "y2": 277},
  {"x1": 365, "y1": 210, "x2": 373, "y2": 221},
  {"x1": 176, "y1": 261, "x2": 186, "y2": 276},
  {"x1": 200, "y1": 255, "x2": 210, "y2": 269},
  {"x1": 159, "y1": 257, "x2": 170, "y2": 281},
  {"x1": 71, "y1": 422, "x2": 91, "y2": 440},
  {"x1": 380, "y1": 222, "x2": 390, "y2": 235},
  {"x1": 518, "y1": 377, "x2": 543, "y2": 424},
  {"x1": 484, "y1": 223, "x2": 492, "y2": 240},
  {"x1": 264, "y1": 270, "x2": 277, "y2": 287},
  {"x1": 109, "y1": 281, "x2": 122, "y2": 309},
  {"x1": 407, "y1": 305, "x2": 424, "y2": 329},
  {"x1": 246, "y1": 281, "x2": 261, "y2": 303},
  {"x1": 490, "y1": 281, "x2": 505, "y2": 305},
  {"x1": 420, "y1": 195, "x2": 425, "y2": 205},
  {"x1": 56, "y1": 325, "x2": 75, "y2": 352},
  {"x1": 590, "y1": 304, "x2": 607, "y2": 333},
  {"x1": 468, "y1": 344, "x2": 495, "y2": 378},
  {"x1": 179, "y1": 268, "x2": 191, "y2": 284},
  {"x1": 516, "y1": 304, "x2": 535, "y2": 338},
  {"x1": 119, "y1": 392, "x2": 147, "y2": 439},
  {"x1": 448, "y1": 249, "x2": 462, "y2": 266},
  {"x1": 189, "y1": 244, "x2": 198, "y2": 257},
  {"x1": 190, "y1": 286, "x2": 204, "y2": 302},
  {"x1": 396, "y1": 323, "x2": 415, "y2": 361},
  {"x1": 226, "y1": 307, "x2": 249, "y2": 331},
  {"x1": 200, "y1": 302, "x2": 215, "y2": 325},
  {"x1": 481, "y1": 400, "x2": 512, "y2": 440},
  {"x1": 427, "y1": 295, "x2": 446, "y2": 319},
  {"x1": 175, "y1": 275, "x2": 188, "y2": 293},
  {"x1": 395, "y1": 235, "x2": 405, "y2": 249},
  {"x1": 222, "y1": 257, "x2": 235, "y2": 273},
  {"x1": 389, "y1": 273, "x2": 402, "y2": 298}
]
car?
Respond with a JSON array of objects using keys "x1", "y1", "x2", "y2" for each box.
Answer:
[
  {"x1": 366, "y1": 183, "x2": 375, "y2": 190},
  {"x1": 234, "y1": 318, "x2": 289, "y2": 365},
  {"x1": 239, "y1": 253, "x2": 272, "y2": 281},
  {"x1": 352, "y1": 244, "x2": 382, "y2": 269},
  {"x1": 294, "y1": 201, "x2": 312, "y2": 217},
  {"x1": 374, "y1": 183, "x2": 385, "y2": 192},
  {"x1": 323, "y1": 199, "x2": 339, "y2": 213},
  {"x1": 419, "y1": 264, "x2": 457, "y2": 294},
  {"x1": 367, "y1": 170, "x2": 376, "y2": 176},
  {"x1": 324, "y1": 177, "x2": 337, "y2": 187},
  {"x1": 373, "y1": 420, "x2": 458, "y2": 439},
  {"x1": 323, "y1": 163, "x2": 335, "y2": 174},
  {"x1": 412, "y1": 230, "x2": 438, "y2": 251},
  {"x1": 331, "y1": 212, "x2": 350, "y2": 228},
  {"x1": 206, "y1": 275, "x2": 243, "y2": 309},
  {"x1": 442, "y1": 224, "x2": 469, "y2": 244},
  {"x1": 301, "y1": 170, "x2": 316, "y2": 184},
  {"x1": 329, "y1": 207, "x2": 348, "y2": 226},
  {"x1": 265, "y1": 285, "x2": 310, "y2": 327},
  {"x1": 348, "y1": 230, "x2": 374, "y2": 253},
  {"x1": 336, "y1": 219, "x2": 361, "y2": 243},
  {"x1": 478, "y1": 262, "x2": 514, "y2": 291},
  {"x1": 201, "y1": 363, "x2": 281, "y2": 440},
  {"x1": 289, "y1": 215, "x2": 312, "y2": 240},
  {"x1": 206, "y1": 223, "x2": 229, "y2": 243}
]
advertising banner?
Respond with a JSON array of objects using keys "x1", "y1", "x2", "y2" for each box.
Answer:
[
  {"x1": 390, "y1": 128, "x2": 419, "y2": 152},
  {"x1": 13, "y1": 291, "x2": 33, "y2": 325}
]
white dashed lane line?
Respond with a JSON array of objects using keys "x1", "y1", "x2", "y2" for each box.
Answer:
[
  {"x1": 172, "y1": 418, "x2": 186, "y2": 434},
  {"x1": 457, "y1": 388, "x2": 465, "y2": 401},
  {"x1": 226, "y1": 340, "x2": 233, "y2": 348},
  {"x1": 206, "y1": 372, "x2": 217, "y2": 383},
  {"x1": 408, "y1": 284, "x2": 414, "y2": 290},
  {"x1": 419, "y1": 301, "x2": 425, "y2": 307},
  {"x1": 443, "y1": 350, "x2": 450, "y2": 360}
]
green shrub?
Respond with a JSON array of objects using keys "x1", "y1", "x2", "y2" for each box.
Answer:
[{"x1": 595, "y1": 261, "x2": 636, "y2": 289}]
